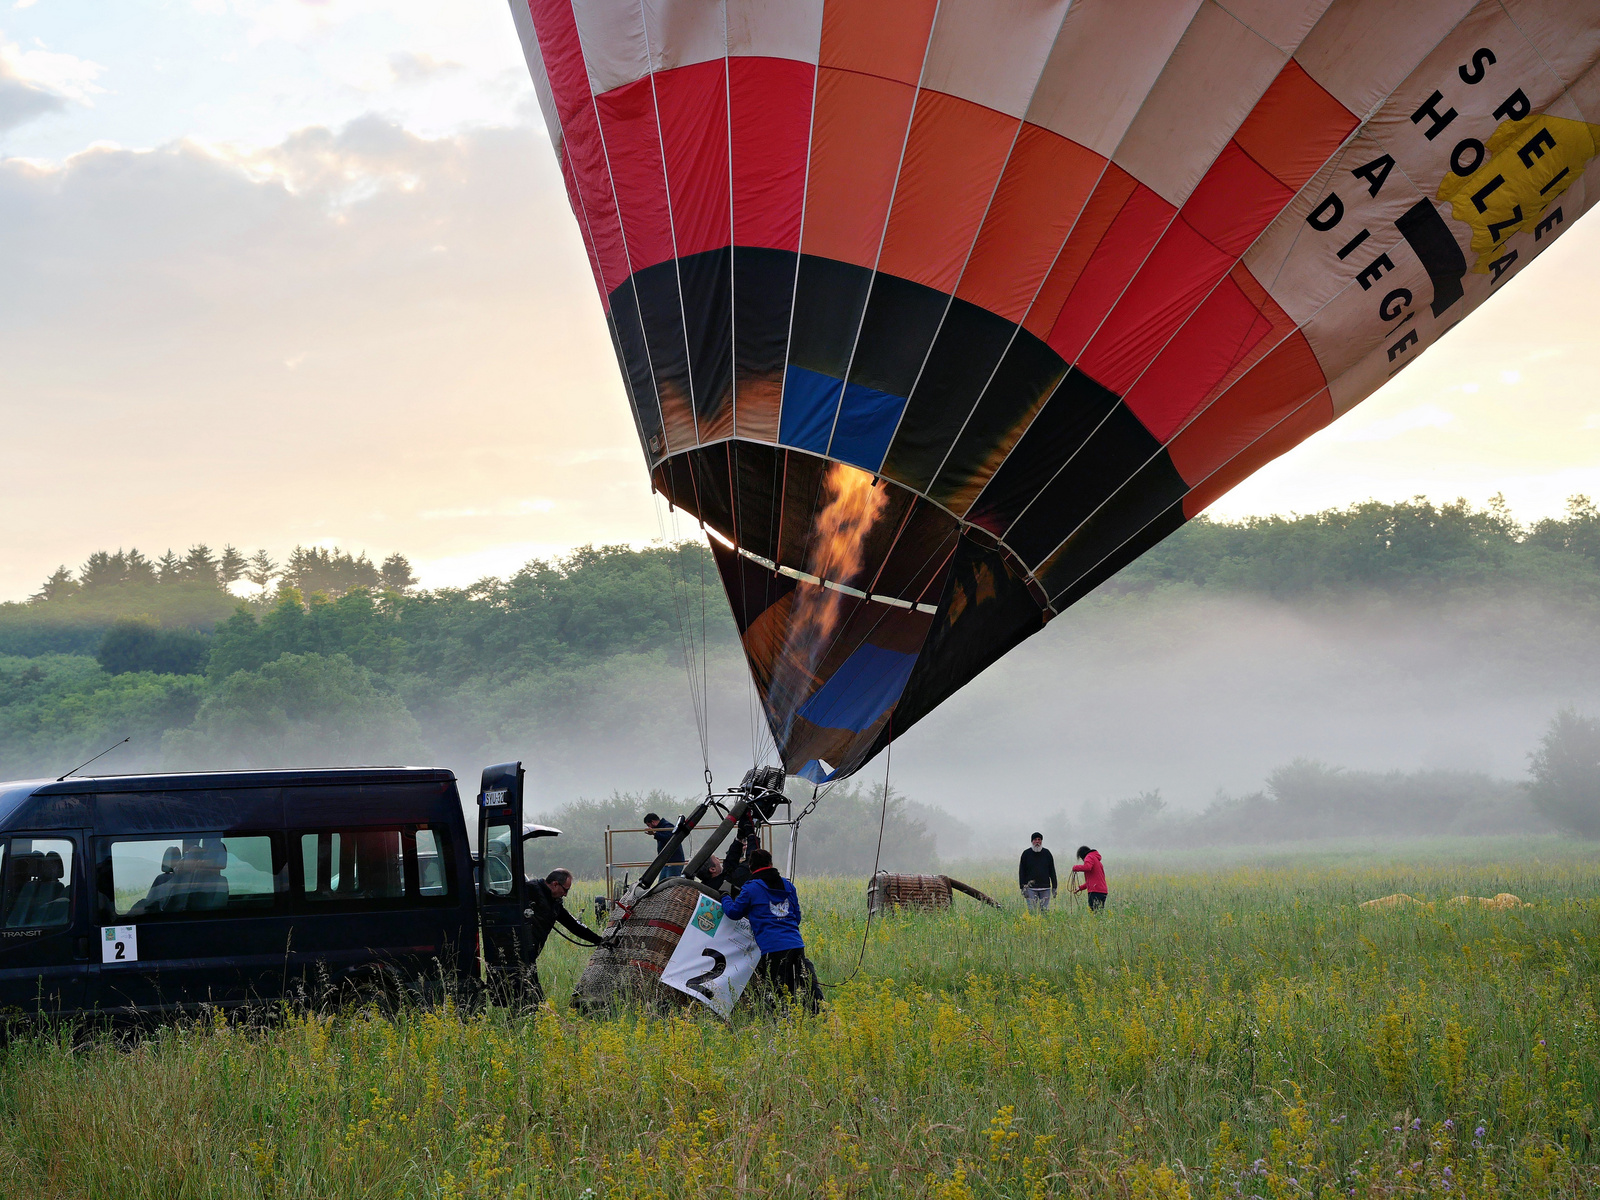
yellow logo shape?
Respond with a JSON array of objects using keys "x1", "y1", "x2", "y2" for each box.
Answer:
[{"x1": 1437, "y1": 114, "x2": 1599, "y2": 273}]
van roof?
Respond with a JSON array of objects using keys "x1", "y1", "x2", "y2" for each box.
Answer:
[{"x1": 2, "y1": 766, "x2": 457, "y2": 800}]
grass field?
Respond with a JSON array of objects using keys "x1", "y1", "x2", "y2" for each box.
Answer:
[{"x1": 0, "y1": 838, "x2": 1596, "y2": 1198}]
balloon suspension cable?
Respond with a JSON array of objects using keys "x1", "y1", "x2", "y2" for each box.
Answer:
[
  {"x1": 654, "y1": 492, "x2": 712, "y2": 780},
  {"x1": 815, "y1": 715, "x2": 892, "y2": 990}
]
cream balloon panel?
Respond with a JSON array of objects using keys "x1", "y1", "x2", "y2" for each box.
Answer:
[{"x1": 1245, "y1": 10, "x2": 1600, "y2": 422}]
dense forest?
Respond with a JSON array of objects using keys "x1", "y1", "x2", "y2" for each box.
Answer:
[{"x1": 4, "y1": 495, "x2": 1600, "y2": 857}]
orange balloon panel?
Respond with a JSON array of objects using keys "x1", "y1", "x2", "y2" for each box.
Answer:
[{"x1": 507, "y1": 0, "x2": 1600, "y2": 781}]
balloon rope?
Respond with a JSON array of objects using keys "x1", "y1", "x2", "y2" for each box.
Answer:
[
  {"x1": 654, "y1": 492, "x2": 712, "y2": 778},
  {"x1": 815, "y1": 713, "x2": 892, "y2": 991}
]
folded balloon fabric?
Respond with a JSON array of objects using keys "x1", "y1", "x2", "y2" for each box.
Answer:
[{"x1": 1359, "y1": 893, "x2": 1528, "y2": 910}]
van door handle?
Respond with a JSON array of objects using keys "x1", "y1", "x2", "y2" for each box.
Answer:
[{"x1": 75, "y1": 937, "x2": 90, "y2": 960}]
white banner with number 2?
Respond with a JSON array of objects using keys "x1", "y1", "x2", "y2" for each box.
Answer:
[
  {"x1": 101, "y1": 925, "x2": 138, "y2": 964},
  {"x1": 659, "y1": 894, "x2": 759, "y2": 1017}
]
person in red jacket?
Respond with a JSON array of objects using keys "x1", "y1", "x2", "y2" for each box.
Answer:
[{"x1": 1069, "y1": 846, "x2": 1108, "y2": 913}]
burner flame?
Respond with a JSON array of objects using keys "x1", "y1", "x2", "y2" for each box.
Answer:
[{"x1": 770, "y1": 463, "x2": 890, "y2": 744}]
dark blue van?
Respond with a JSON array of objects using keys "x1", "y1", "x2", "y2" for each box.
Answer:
[{"x1": 0, "y1": 767, "x2": 483, "y2": 1019}]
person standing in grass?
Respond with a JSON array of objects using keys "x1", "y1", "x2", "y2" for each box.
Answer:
[
  {"x1": 1018, "y1": 832, "x2": 1057, "y2": 914},
  {"x1": 721, "y1": 848, "x2": 817, "y2": 1012},
  {"x1": 1069, "y1": 845, "x2": 1108, "y2": 913}
]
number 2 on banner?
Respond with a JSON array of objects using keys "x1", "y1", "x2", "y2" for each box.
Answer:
[
  {"x1": 101, "y1": 925, "x2": 138, "y2": 964},
  {"x1": 686, "y1": 948, "x2": 726, "y2": 1000}
]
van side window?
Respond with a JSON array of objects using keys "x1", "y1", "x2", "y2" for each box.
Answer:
[
  {"x1": 1, "y1": 838, "x2": 74, "y2": 930},
  {"x1": 416, "y1": 828, "x2": 450, "y2": 897},
  {"x1": 482, "y1": 822, "x2": 513, "y2": 897},
  {"x1": 300, "y1": 830, "x2": 405, "y2": 901},
  {"x1": 108, "y1": 836, "x2": 280, "y2": 917},
  {"x1": 298, "y1": 826, "x2": 452, "y2": 903}
]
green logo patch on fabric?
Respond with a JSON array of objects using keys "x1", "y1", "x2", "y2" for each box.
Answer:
[{"x1": 692, "y1": 895, "x2": 723, "y2": 936}]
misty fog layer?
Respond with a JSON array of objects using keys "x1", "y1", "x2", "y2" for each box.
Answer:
[
  {"x1": 889, "y1": 587, "x2": 1600, "y2": 829},
  {"x1": 429, "y1": 586, "x2": 1599, "y2": 850},
  {"x1": 6, "y1": 585, "x2": 1593, "y2": 843}
]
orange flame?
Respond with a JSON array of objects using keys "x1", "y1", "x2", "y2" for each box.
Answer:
[
  {"x1": 807, "y1": 462, "x2": 889, "y2": 592},
  {"x1": 769, "y1": 463, "x2": 889, "y2": 739}
]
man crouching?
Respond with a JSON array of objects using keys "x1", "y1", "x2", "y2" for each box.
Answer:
[{"x1": 720, "y1": 848, "x2": 818, "y2": 1013}]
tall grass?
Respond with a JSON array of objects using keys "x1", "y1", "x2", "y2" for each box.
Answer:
[{"x1": 0, "y1": 841, "x2": 1596, "y2": 1198}]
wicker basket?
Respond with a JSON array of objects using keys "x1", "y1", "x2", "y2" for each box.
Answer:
[
  {"x1": 867, "y1": 872, "x2": 1001, "y2": 915},
  {"x1": 571, "y1": 876, "x2": 713, "y2": 1013}
]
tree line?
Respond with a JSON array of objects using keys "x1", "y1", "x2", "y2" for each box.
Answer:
[
  {"x1": 1115, "y1": 493, "x2": 1600, "y2": 594},
  {"x1": 3, "y1": 497, "x2": 1600, "y2": 842},
  {"x1": 21, "y1": 492, "x2": 1600, "y2": 622},
  {"x1": 0, "y1": 542, "x2": 739, "y2": 783},
  {"x1": 30, "y1": 544, "x2": 419, "y2": 603}
]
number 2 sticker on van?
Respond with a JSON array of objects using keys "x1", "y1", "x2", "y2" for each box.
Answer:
[{"x1": 101, "y1": 925, "x2": 138, "y2": 964}]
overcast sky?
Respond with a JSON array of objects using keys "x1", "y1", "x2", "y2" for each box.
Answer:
[{"x1": 5, "y1": 0, "x2": 1600, "y2": 603}]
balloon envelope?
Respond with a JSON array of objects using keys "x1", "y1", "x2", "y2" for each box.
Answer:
[{"x1": 509, "y1": 0, "x2": 1600, "y2": 781}]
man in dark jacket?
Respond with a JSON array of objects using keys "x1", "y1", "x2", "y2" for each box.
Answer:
[
  {"x1": 721, "y1": 848, "x2": 817, "y2": 1012},
  {"x1": 522, "y1": 867, "x2": 603, "y2": 1002},
  {"x1": 720, "y1": 816, "x2": 762, "y2": 893},
  {"x1": 643, "y1": 811, "x2": 687, "y2": 878},
  {"x1": 1018, "y1": 833, "x2": 1057, "y2": 914}
]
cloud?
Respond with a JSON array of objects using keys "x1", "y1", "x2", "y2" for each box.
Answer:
[
  {"x1": 0, "y1": 36, "x2": 103, "y2": 109},
  {"x1": 0, "y1": 112, "x2": 655, "y2": 601},
  {"x1": 0, "y1": 33, "x2": 106, "y2": 134},
  {"x1": 388, "y1": 51, "x2": 463, "y2": 87},
  {"x1": 0, "y1": 35, "x2": 105, "y2": 134},
  {"x1": 1332, "y1": 405, "x2": 1457, "y2": 443},
  {"x1": 0, "y1": 59, "x2": 62, "y2": 133}
]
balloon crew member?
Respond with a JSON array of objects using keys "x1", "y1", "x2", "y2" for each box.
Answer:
[
  {"x1": 1069, "y1": 846, "x2": 1108, "y2": 913},
  {"x1": 1018, "y1": 832, "x2": 1057, "y2": 914},
  {"x1": 721, "y1": 848, "x2": 817, "y2": 1013},
  {"x1": 644, "y1": 812, "x2": 688, "y2": 879},
  {"x1": 721, "y1": 814, "x2": 762, "y2": 894},
  {"x1": 694, "y1": 853, "x2": 729, "y2": 893},
  {"x1": 523, "y1": 867, "x2": 603, "y2": 1002}
]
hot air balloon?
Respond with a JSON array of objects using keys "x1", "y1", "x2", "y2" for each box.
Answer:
[{"x1": 506, "y1": 0, "x2": 1600, "y2": 783}]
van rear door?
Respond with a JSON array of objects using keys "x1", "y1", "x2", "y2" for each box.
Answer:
[{"x1": 476, "y1": 763, "x2": 533, "y2": 995}]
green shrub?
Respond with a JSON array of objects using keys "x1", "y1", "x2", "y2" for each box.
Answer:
[
  {"x1": 96, "y1": 618, "x2": 209, "y2": 676},
  {"x1": 1527, "y1": 708, "x2": 1600, "y2": 837}
]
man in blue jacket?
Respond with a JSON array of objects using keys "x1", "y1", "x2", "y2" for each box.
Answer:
[{"x1": 720, "y1": 848, "x2": 817, "y2": 1012}]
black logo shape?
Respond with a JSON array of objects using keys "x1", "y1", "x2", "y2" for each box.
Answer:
[
  {"x1": 1396, "y1": 200, "x2": 1467, "y2": 316},
  {"x1": 685, "y1": 948, "x2": 727, "y2": 1000}
]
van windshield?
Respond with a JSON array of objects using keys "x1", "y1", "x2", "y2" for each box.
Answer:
[{"x1": 1, "y1": 838, "x2": 75, "y2": 929}]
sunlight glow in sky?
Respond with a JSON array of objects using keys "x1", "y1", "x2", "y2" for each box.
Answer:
[{"x1": 4, "y1": 0, "x2": 1600, "y2": 601}]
